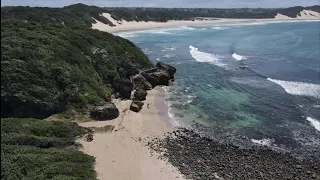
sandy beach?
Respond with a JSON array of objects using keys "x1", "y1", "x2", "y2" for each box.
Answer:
[
  {"x1": 77, "y1": 87, "x2": 185, "y2": 180},
  {"x1": 91, "y1": 11, "x2": 320, "y2": 33}
]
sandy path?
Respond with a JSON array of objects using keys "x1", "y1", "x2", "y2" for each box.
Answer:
[{"x1": 77, "y1": 87, "x2": 185, "y2": 180}]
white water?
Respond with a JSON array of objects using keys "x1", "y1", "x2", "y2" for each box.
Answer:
[
  {"x1": 232, "y1": 53, "x2": 247, "y2": 60},
  {"x1": 251, "y1": 138, "x2": 273, "y2": 146},
  {"x1": 306, "y1": 117, "x2": 320, "y2": 131},
  {"x1": 212, "y1": 26, "x2": 229, "y2": 30},
  {"x1": 189, "y1": 45, "x2": 225, "y2": 66},
  {"x1": 161, "y1": 47, "x2": 176, "y2": 51},
  {"x1": 267, "y1": 78, "x2": 320, "y2": 99}
]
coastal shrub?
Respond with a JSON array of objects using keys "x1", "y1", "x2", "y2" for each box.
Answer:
[
  {"x1": 1, "y1": 118, "x2": 96, "y2": 180},
  {"x1": 1, "y1": 18, "x2": 152, "y2": 118}
]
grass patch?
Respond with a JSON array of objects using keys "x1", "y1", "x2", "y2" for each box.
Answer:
[
  {"x1": 1, "y1": 118, "x2": 97, "y2": 180},
  {"x1": 90, "y1": 125, "x2": 114, "y2": 133}
]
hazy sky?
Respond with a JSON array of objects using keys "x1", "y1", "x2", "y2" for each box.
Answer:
[{"x1": 1, "y1": 0, "x2": 319, "y2": 8}]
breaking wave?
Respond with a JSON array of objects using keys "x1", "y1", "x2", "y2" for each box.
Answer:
[
  {"x1": 306, "y1": 117, "x2": 320, "y2": 131},
  {"x1": 267, "y1": 78, "x2": 320, "y2": 99},
  {"x1": 189, "y1": 45, "x2": 224, "y2": 66},
  {"x1": 232, "y1": 53, "x2": 247, "y2": 60},
  {"x1": 251, "y1": 138, "x2": 273, "y2": 146}
]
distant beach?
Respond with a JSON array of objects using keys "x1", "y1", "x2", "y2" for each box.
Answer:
[{"x1": 91, "y1": 10, "x2": 320, "y2": 33}]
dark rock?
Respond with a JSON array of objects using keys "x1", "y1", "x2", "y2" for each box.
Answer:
[
  {"x1": 1, "y1": 94, "x2": 65, "y2": 119},
  {"x1": 132, "y1": 89, "x2": 147, "y2": 101},
  {"x1": 90, "y1": 102, "x2": 119, "y2": 120},
  {"x1": 156, "y1": 62, "x2": 177, "y2": 79},
  {"x1": 239, "y1": 65, "x2": 248, "y2": 69},
  {"x1": 112, "y1": 76, "x2": 133, "y2": 99},
  {"x1": 130, "y1": 100, "x2": 144, "y2": 112},
  {"x1": 141, "y1": 72, "x2": 159, "y2": 88},
  {"x1": 84, "y1": 134, "x2": 93, "y2": 142},
  {"x1": 132, "y1": 74, "x2": 152, "y2": 90},
  {"x1": 151, "y1": 71, "x2": 171, "y2": 86},
  {"x1": 118, "y1": 61, "x2": 140, "y2": 78}
]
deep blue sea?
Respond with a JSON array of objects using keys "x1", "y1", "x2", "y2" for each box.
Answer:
[{"x1": 117, "y1": 20, "x2": 320, "y2": 157}]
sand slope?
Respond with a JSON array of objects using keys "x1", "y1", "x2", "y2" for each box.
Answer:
[{"x1": 77, "y1": 87, "x2": 185, "y2": 180}]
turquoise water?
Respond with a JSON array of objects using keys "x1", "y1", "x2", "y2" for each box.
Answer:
[{"x1": 118, "y1": 20, "x2": 320, "y2": 157}]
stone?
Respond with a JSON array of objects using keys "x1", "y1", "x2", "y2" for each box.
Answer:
[
  {"x1": 141, "y1": 72, "x2": 159, "y2": 88},
  {"x1": 156, "y1": 62, "x2": 177, "y2": 79},
  {"x1": 112, "y1": 76, "x2": 133, "y2": 99},
  {"x1": 132, "y1": 74, "x2": 153, "y2": 90},
  {"x1": 90, "y1": 102, "x2": 119, "y2": 120},
  {"x1": 132, "y1": 89, "x2": 147, "y2": 101},
  {"x1": 239, "y1": 65, "x2": 248, "y2": 69},
  {"x1": 84, "y1": 134, "x2": 93, "y2": 142},
  {"x1": 130, "y1": 100, "x2": 144, "y2": 112},
  {"x1": 151, "y1": 71, "x2": 171, "y2": 86}
]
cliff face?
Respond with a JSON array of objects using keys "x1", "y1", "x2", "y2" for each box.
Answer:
[{"x1": 1, "y1": 19, "x2": 153, "y2": 119}]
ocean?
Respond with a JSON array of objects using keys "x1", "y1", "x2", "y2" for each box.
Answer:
[{"x1": 117, "y1": 20, "x2": 320, "y2": 158}]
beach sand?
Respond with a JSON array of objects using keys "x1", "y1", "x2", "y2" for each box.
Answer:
[
  {"x1": 77, "y1": 87, "x2": 185, "y2": 180},
  {"x1": 91, "y1": 11, "x2": 320, "y2": 33}
]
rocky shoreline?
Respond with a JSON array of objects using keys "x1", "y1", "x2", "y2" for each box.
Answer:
[
  {"x1": 89, "y1": 61, "x2": 176, "y2": 120},
  {"x1": 147, "y1": 128, "x2": 320, "y2": 180}
]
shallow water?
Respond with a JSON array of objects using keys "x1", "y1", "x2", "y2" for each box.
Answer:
[{"x1": 117, "y1": 20, "x2": 320, "y2": 157}]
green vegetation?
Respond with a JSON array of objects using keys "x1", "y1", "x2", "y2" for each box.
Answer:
[
  {"x1": 2, "y1": 4, "x2": 319, "y2": 26},
  {"x1": 1, "y1": 18, "x2": 151, "y2": 118},
  {"x1": 106, "y1": 5, "x2": 320, "y2": 21},
  {"x1": 90, "y1": 125, "x2": 114, "y2": 133},
  {"x1": 1, "y1": 118, "x2": 96, "y2": 180}
]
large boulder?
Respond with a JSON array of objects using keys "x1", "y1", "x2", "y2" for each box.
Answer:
[
  {"x1": 141, "y1": 72, "x2": 159, "y2": 88},
  {"x1": 90, "y1": 102, "x2": 119, "y2": 120},
  {"x1": 117, "y1": 61, "x2": 140, "y2": 78},
  {"x1": 112, "y1": 76, "x2": 133, "y2": 99},
  {"x1": 151, "y1": 71, "x2": 171, "y2": 86},
  {"x1": 132, "y1": 74, "x2": 152, "y2": 90},
  {"x1": 132, "y1": 89, "x2": 147, "y2": 101},
  {"x1": 156, "y1": 62, "x2": 176, "y2": 79},
  {"x1": 130, "y1": 100, "x2": 144, "y2": 112}
]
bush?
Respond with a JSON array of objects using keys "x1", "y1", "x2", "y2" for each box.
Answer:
[{"x1": 1, "y1": 118, "x2": 96, "y2": 180}]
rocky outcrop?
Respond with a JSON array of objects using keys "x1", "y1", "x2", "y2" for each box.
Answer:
[
  {"x1": 112, "y1": 76, "x2": 133, "y2": 99},
  {"x1": 132, "y1": 89, "x2": 147, "y2": 101},
  {"x1": 130, "y1": 100, "x2": 144, "y2": 112},
  {"x1": 150, "y1": 71, "x2": 171, "y2": 86},
  {"x1": 141, "y1": 72, "x2": 159, "y2": 88},
  {"x1": 90, "y1": 102, "x2": 119, "y2": 120},
  {"x1": 155, "y1": 62, "x2": 177, "y2": 79},
  {"x1": 132, "y1": 74, "x2": 152, "y2": 90}
]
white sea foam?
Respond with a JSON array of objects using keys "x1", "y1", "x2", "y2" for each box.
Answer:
[
  {"x1": 232, "y1": 53, "x2": 247, "y2": 61},
  {"x1": 181, "y1": 26, "x2": 196, "y2": 30},
  {"x1": 151, "y1": 30, "x2": 173, "y2": 34},
  {"x1": 189, "y1": 45, "x2": 225, "y2": 66},
  {"x1": 267, "y1": 78, "x2": 320, "y2": 99},
  {"x1": 212, "y1": 26, "x2": 229, "y2": 30},
  {"x1": 187, "y1": 95, "x2": 195, "y2": 104},
  {"x1": 156, "y1": 58, "x2": 160, "y2": 61},
  {"x1": 251, "y1": 138, "x2": 273, "y2": 146},
  {"x1": 163, "y1": 54, "x2": 176, "y2": 58},
  {"x1": 117, "y1": 33, "x2": 137, "y2": 38},
  {"x1": 161, "y1": 47, "x2": 176, "y2": 51},
  {"x1": 199, "y1": 28, "x2": 207, "y2": 30},
  {"x1": 306, "y1": 117, "x2": 320, "y2": 131},
  {"x1": 219, "y1": 19, "x2": 319, "y2": 28}
]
